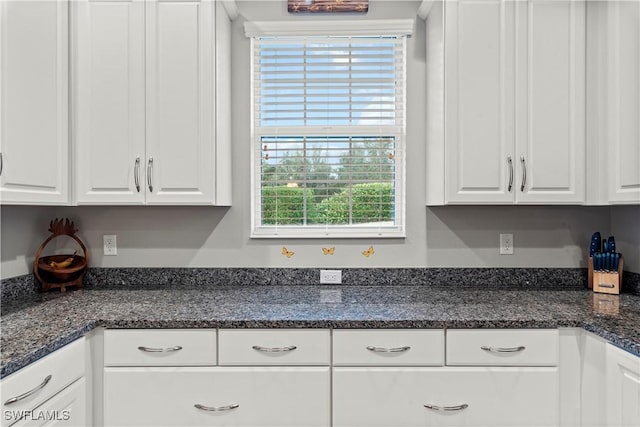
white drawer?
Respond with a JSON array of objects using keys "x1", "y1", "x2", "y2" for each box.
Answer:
[
  {"x1": 104, "y1": 329, "x2": 216, "y2": 366},
  {"x1": 104, "y1": 367, "x2": 330, "y2": 426},
  {"x1": 333, "y1": 330, "x2": 444, "y2": 366},
  {"x1": 446, "y1": 329, "x2": 559, "y2": 366},
  {"x1": 333, "y1": 367, "x2": 559, "y2": 426},
  {"x1": 218, "y1": 329, "x2": 330, "y2": 366},
  {"x1": 1, "y1": 339, "x2": 85, "y2": 426}
]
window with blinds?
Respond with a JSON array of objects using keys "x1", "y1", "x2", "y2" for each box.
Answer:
[{"x1": 250, "y1": 29, "x2": 407, "y2": 238}]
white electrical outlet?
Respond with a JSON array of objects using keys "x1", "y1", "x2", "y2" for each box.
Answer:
[
  {"x1": 320, "y1": 269, "x2": 342, "y2": 284},
  {"x1": 103, "y1": 234, "x2": 117, "y2": 256},
  {"x1": 500, "y1": 233, "x2": 514, "y2": 255}
]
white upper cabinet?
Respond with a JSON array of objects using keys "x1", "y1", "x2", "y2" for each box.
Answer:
[
  {"x1": 145, "y1": 0, "x2": 214, "y2": 205},
  {"x1": 443, "y1": 0, "x2": 515, "y2": 204},
  {"x1": 515, "y1": 0, "x2": 585, "y2": 204},
  {"x1": 606, "y1": 0, "x2": 640, "y2": 204},
  {"x1": 431, "y1": 0, "x2": 586, "y2": 205},
  {"x1": 74, "y1": 0, "x2": 232, "y2": 205},
  {"x1": 0, "y1": 1, "x2": 70, "y2": 205},
  {"x1": 73, "y1": 0, "x2": 146, "y2": 205}
]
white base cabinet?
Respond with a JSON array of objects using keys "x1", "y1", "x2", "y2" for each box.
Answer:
[
  {"x1": 103, "y1": 367, "x2": 330, "y2": 427},
  {"x1": 333, "y1": 367, "x2": 559, "y2": 427},
  {"x1": 606, "y1": 344, "x2": 640, "y2": 426},
  {"x1": 12, "y1": 378, "x2": 87, "y2": 427},
  {"x1": 0, "y1": 339, "x2": 87, "y2": 427}
]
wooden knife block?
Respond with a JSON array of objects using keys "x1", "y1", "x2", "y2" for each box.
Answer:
[{"x1": 589, "y1": 256, "x2": 623, "y2": 295}]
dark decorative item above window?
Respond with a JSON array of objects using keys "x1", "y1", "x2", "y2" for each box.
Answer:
[{"x1": 288, "y1": 0, "x2": 368, "y2": 14}]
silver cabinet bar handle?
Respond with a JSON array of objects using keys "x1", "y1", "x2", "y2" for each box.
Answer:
[
  {"x1": 481, "y1": 345, "x2": 526, "y2": 353},
  {"x1": 4, "y1": 375, "x2": 52, "y2": 405},
  {"x1": 424, "y1": 403, "x2": 469, "y2": 411},
  {"x1": 194, "y1": 403, "x2": 239, "y2": 412},
  {"x1": 0, "y1": 152, "x2": 3, "y2": 176},
  {"x1": 137, "y1": 345, "x2": 183, "y2": 353},
  {"x1": 366, "y1": 346, "x2": 411, "y2": 353},
  {"x1": 251, "y1": 345, "x2": 297, "y2": 353},
  {"x1": 507, "y1": 155, "x2": 513, "y2": 192},
  {"x1": 597, "y1": 283, "x2": 615, "y2": 289},
  {"x1": 520, "y1": 156, "x2": 526, "y2": 192},
  {"x1": 134, "y1": 156, "x2": 141, "y2": 192},
  {"x1": 147, "y1": 157, "x2": 153, "y2": 192}
]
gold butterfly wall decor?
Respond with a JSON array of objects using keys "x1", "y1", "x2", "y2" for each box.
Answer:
[
  {"x1": 281, "y1": 246, "x2": 295, "y2": 258},
  {"x1": 322, "y1": 247, "x2": 335, "y2": 255},
  {"x1": 362, "y1": 245, "x2": 375, "y2": 257}
]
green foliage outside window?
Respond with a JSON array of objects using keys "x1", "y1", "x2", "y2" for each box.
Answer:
[{"x1": 262, "y1": 182, "x2": 393, "y2": 225}]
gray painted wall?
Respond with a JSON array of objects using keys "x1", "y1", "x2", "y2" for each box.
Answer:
[
  {"x1": 0, "y1": 203, "x2": 614, "y2": 279},
  {"x1": 611, "y1": 206, "x2": 640, "y2": 273},
  {"x1": 0, "y1": 1, "x2": 634, "y2": 279}
]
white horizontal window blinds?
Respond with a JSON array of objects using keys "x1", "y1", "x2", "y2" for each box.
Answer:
[{"x1": 252, "y1": 33, "x2": 407, "y2": 238}]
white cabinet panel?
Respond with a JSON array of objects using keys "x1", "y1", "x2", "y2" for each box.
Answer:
[
  {"x1": 73, "y1": 0, "x2": 146, "y2": 204},
  {"x1": 446, "y1": 329, "x2": 559, "y2": 366},
  {"x1": 73, "y1": 0, "x2": 230, "y2": 206},
  {"x1": 0, "y1": 0, "x2": 69, "y2": 205},
  {"x1": 145, "y1": 0, "x2": 214, "y2": 204},
  {"x1": 433, "y1": 0, "x2": 586, "y2": 205},
  {"x1": 444, "y1": 0, "x2": 515, "y2": 204},
  {"x1": 516, "y1": 0, "x2": 585, "y2": 203},
  {"x1": 12, "y1": 379, "x2": 88, "y2": 427},
  {"x1": 104, "y1": 367, "x2": 330, "y2": 427},
  {"x1": 104, "y1": 329, "x2": 216, "y2": 367},
  {"x1": 333, "y1": 329, "x2": 444, "y2": 366},
  {"x1": 218, "y1": 329, "x2": 330, "y2": 366},
  {"x1": 1, "y1": 340, "x2": 85, "y2": 425},
  {"x1": 607, "y1": 0, "x2": 640, "y2": 204},
  {"x1": 333, "y1": 367, "x2": 559, "y2": 426},
  {"x1": 606, "y1": 344, "x2": 640, "y2": 427}
]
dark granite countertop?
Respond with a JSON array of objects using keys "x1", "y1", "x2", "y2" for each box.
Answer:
[{"x1": 2, "y1": 286, "x2": 640, "y2": 378}]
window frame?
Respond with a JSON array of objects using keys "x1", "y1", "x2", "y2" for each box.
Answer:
[{"x1": 246, "y1": 20, "x2": 413, "y2": 239}]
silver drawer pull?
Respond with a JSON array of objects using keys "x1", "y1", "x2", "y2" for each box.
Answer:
[
  {"x1": 252, "y1": 345, "x2": 297, "y2": 353},
  {"x1": 424, "y1": 403, "x2": 469, "y2": 411},
  {"x1": 137, "y1": 345, "x2": 183, "y2": 353},
  {"x1": 481, "y1": 345, "x2": 526, "y2": 353},
  {"x1": 366, "y1": 346, "x2": 411, "y2": 353},
  {"x1": 597, "y1": 283, "x2": 615, "y2": 289},
  {"x1": 4, "y1": 375, "x2": 52, "y2": 405},
  {"x1": 194, "y1": 403, "x2": 239, "y2": 412}
]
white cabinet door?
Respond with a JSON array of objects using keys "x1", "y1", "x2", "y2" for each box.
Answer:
[
  {"x1": 607, "y1": 0, "x2": 640, "y2": 204},
  {"x1": 606, "y1": 345, "x2": 640, "y2": 427},
  {"x1": 0, "y1": 0, "x2": 69, "y2": 205},
  {"x1": 333, "y1": 367, "x2": 558, "y2": 426},
  {"x1": 13, "y1": 378, "x2": 88, "y2": 427},
  {"x1": 74, "y1": 0, "x2": 223, "y2": 206},
  {"x1": 440, "y1": 0, "x2": 585, "y2": 205},
  {"x1": 145, "y1": 0, "x2": 214, "y2": 205},
  {"x1": 515, "y1": 0, "x2": 585, "y2": 204},
  {"x1": 73, "y1": 0, "x2": 146, "y2": 205},
  {"x1": 444, "y1": 0, "x2": 515, "y2": 204},
  {"x1": 104, "y1": 367, "x2": 330, "y2": 427}
]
